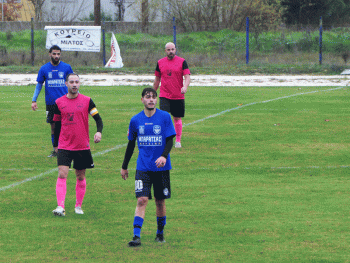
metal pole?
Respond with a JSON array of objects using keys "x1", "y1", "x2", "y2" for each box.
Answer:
[
  {"x1": 2, "y1": 0, "x2": 3, "y2": 22},
  {"x1": 246, "y1": 17, "x2": 249, "y2": 65},
  {"x1": 319, "y1": 16, "x2": 322, "y2": 65},
  {"x1": 173, "y1": 17, "x2": 176, "y2": 48},
  {"x1": 31, "y1": 18, "x2": 34, "y2": 66},
  {"x1": 102, "y1": 22, "x2": 106, "y2": 66}
]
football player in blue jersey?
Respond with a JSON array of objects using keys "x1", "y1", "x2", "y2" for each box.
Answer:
[
  {"x1": 31, "y1": 45, "x2": 73, "y2": 157},
  {"x1": 121, "y1": 87, "x2": 176, "y2": 247}
]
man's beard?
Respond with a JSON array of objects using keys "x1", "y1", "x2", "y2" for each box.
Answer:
[
  {"x1": 51, "y1": 57, "x2": 60, "y2": 65},
  {"x1": 167, "y1": 53, "x2": 174, "y2": 59}
]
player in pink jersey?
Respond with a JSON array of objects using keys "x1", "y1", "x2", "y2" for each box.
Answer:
[
  {"x1": 153, "y1": 42, "x2": 191, "y2": 148},
  {"x1": 51, "y1": 73, "x2": 103, "y2": 216}
]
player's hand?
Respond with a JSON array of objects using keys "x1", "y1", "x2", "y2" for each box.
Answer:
[
  {"x1": 181, "y1": 86, "x2": 188, "y2": 94},
  {"x1": 155, "y1": 156, "x2": 167, "y2": 168},
  {"x1": 94, "y1": 132, "x2": 102, "y2": 143},
  {"x1": 31, "y1": 102, "x2": 38, "y2": 111},
  {"x1": 121, "y1": 168, "x2": 129, "y2": 180}
]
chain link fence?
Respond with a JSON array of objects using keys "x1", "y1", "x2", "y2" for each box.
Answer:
[{"x1": 0, "y1": 21, "x2": 349, "y2": 71}]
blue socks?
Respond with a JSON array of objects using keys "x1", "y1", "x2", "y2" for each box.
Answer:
[
  {"x1": 133, "y1": 216, "x2": 167, "y2": 237},
  {"x1": 133, "y1": 216, "x2": 144, "y2": 237},
  {"x1": 157, "y1": 216, "x2": 166, "y2": 235},
  {"x1": 51, "y1": 134, "x2": 55, "y2": 148}
]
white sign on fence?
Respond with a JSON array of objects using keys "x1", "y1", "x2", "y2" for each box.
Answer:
[{"x1": 45, "y1": 26, "x2": 101, "y2": 52}]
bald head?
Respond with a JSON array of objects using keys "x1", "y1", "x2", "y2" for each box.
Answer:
[{"x1": 165, "y1": 42, "x2": 176, "y2": 60}]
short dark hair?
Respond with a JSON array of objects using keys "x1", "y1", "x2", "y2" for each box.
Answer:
[
  {"x1": 142, "y1": 87, "x2": 157, "y2": 97},
  {"x1": 65, "y1": 73, "x2": 79, "y2": 82},
  {"x1": 49, "y1": 45, "x2": 61, "y2": 53}
]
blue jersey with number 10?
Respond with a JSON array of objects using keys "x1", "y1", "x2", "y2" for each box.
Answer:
[
  {"x1": 128, "y1": 109, "x2": 176, "y2": 172},
  {"x1": 37, "y1": 61, "x2": 73, "y2": 105}
]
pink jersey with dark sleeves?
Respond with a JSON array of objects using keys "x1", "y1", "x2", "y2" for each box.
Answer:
[
  {"x1": 155, "y1": 55, "x2": 191, "y2": 100},
  {"x1": 53, "y1": 94, "x2": 98, "y2": 151}
]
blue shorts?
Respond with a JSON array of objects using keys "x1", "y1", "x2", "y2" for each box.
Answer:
[
  {"x1": 135, "y1": 170, "x2": 171, "y2": 200},
  {"x1": 46, "y1": 105, "x2": 55, "y2": 124}
]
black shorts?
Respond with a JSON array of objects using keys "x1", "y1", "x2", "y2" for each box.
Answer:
[
  {"x1": 135, "y1": 170, "x2": 171, "y2": 200},
  {"x1": 159, "y1": 97, "x2": 185, "y2": 118},
  {"x1": 57, "y1": 149, "x2": 94, "y2": 170},
  {"x1": 46, "y1": 105, "x2": 55, "y2": 124}
]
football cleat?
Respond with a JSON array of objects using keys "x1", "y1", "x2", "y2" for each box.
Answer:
[
  {"x1": 175, "y1": 142, "x2": 182, "y2": 148},
  {"x1": 128, "y1": 236, "x2": 141, "y2": 247},
  {"x1": 155, "y1": 233, "x2": 166, "y2": 243},
  {"x1": 52, "y1": 206, "x2": 65, "y2": 216},
  {"x1": 48, "y1": 151, "x2": 57, "y2": 158},
  {"x1": 75, "y1": 206, "x2": 84, "y2": 215}
]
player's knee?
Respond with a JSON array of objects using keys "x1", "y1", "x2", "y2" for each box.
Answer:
[
  {"x1": 58, "y1": 171, "x2": 68, "y2": 179},
  {"x1": 137, "y1": 196, "x2": 148, "y2": 207},
  {"x1": 155, "y1": 199, "x2": 165, "y2": 207}
]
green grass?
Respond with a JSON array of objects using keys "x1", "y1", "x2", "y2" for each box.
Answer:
[{"x1": 1, "y1": 84, "x2": 350, "y2": 262}]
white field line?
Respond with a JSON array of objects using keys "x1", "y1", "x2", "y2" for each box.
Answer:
[
  {"x1": 184, "y1": 87, "x2": 343, "y2": 127},
  {"x1": 0, "y1": 86, "x2": 344, "y2": 192}
]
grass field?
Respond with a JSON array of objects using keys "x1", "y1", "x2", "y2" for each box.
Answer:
[{"x1": 1, "y1": 83, "x2": 350, "y2": 262}]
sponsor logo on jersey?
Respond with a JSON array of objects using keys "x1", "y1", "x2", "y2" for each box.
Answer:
[
  {"x1": 153, "y1": 125, "x2": 161, "y2": 135},
  {"x1": 48, "y1": 72, "x2": 53, "y2": 79},
  {"x1": 47, "y1": 79, "x2": 65, "y2": 87},
  {"x1": 67, "y1": 112, "x2": 74, "y2": 121},
  {"x1": 139, "y1": 125, "x2": 145, "y2": 134},
  {"x1": 138, "y1": 135, "x2": 162, "y2": 146}
]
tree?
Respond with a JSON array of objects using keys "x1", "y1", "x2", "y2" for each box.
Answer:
[
  {"x1": 0, "y1": 0, "x2": 23, "y2": 21},
  {"x1": 29, "y1": 0, "x2": 45, "y2": 21},
  {"x1": 141, "y1": 0, "x2": 149, "y2": 33},
  {"x1": 281, "y1": 0, "x2": 350, "y2": 26},
  {"x1": 43, "y1": 0, "x2": 92, "y2": 23},
  {"x1": 114, "y1": 0, "x2": 125, "y2": 21},
  {"x1": 94, "y1": 0, "x2": 101, "y2": 26},
  {"x1": 162, "y1": 0, "x2": 282, "y2": 32}
]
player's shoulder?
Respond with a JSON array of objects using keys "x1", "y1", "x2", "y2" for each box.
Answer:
[
  {"x1": 156, "y1": 109, "x2": 172, "y2": 118},
  {"x1": 158, "y1": 57, "x2": 168, "y2": 63},
  {"x1": 58, "y1": 61, "x2": 72, "y2": 69},
  {"x1": 39, "y1": 62, "x2": 51, "y2": 70},
  {"x1": 77, "y1": 93, "x2": 92, "y2": 102},
  {"x1": 55, "y1": 94, "x2": 67, "y2": 103},
  {"x1": 59, "y1": 61, "x2": 71, "y2": 66},
  {"x1": 174, "y1": 55, "x2": 185, "y2": 62},
  {"x1": 131, "y1": 110, "x2": 144, "y2": 120}
]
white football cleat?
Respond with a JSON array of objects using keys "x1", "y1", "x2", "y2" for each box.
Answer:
[
  {"x1": 175, "y1": 142, "x2": 182, "y2": 148},
  {"x1": 52, "y1": 206, "x2": 65, "y2": 216},
  {"x1": 75, "y1": 206, "x2": 84, "y2": 215}
]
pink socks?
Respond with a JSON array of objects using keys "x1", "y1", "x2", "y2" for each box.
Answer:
[
  {"x1": 56, "y1": 177, "x2": 86, "y2": 209},
  {"x1": 75, "y1": 178, "x2": 86, "y2": 208},
  {"x1": 174, "y1": 118, "x2": 182, "y2": 142},
  {"x1": 56, "y1": 178, "x2": 67, "y2": 209}
]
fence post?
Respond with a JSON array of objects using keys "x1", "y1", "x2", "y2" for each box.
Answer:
[
  {"x1": 173, "y1": 17, "x2": 176, "y2": 48},
  {"x1": 102, "y1": 20, "x2": 106, "y2": 66},
  {"x1": 31, "y1": 17, "x2": 34, "y2": 66},
  {"x1": 246, "y1": 17, "x2": 249, "y2": 65},
  {"x1": 319, "y1": 16, "x2": 322, "y2": 65}
]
